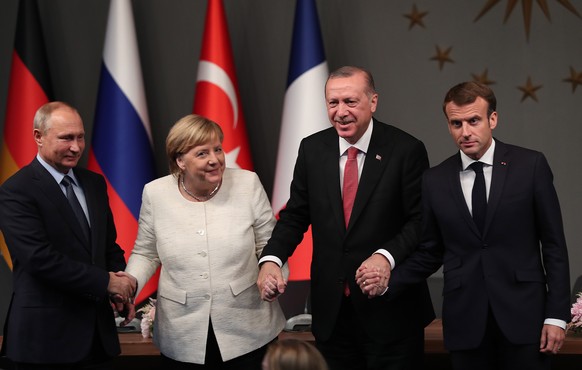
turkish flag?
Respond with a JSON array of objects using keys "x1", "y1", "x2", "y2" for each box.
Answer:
[{"x1": 194, "y1": 0, "x2": 253, "y2": 170}]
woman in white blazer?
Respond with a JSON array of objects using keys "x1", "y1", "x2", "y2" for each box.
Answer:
[{"x1": 125, "y1": 114, "x2": 286, "y2": 369}]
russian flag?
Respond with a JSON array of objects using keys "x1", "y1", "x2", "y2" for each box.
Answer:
[
  {"x1": 87, "y1": 0, "x2": 157, "y2": 304},
  {"x1": 272, "y1": 0, "x2": 329, "y2": 281},
  {"x1": 1, "y1": 0, "x2": 53, "y2": 269}
]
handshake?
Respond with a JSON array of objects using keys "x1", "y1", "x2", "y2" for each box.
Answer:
[{"x1": 107, "y1": 271, "x2": 138, "y2": 325}]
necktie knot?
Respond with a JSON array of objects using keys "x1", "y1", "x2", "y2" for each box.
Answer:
[
  {"x1": 61, "y1": 175, "x2": 74, "y2": 187},
  {"x1": 347, "y1": 146, "x2": 359, "y2": 160},
  {"x1": 470, "y1": 161, "x2": 484, "y2": 174}
]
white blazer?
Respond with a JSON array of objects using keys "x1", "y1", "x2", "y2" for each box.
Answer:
[{"x1": 126, "y1": 169, "x2": 286, "y2": 363}]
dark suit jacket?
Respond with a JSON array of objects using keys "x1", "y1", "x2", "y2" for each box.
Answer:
[
  {"x1": 0, "y1": 158, "x2": 126, "y2": 363},
  {"x1": 389, "y1": 140, "x2": 571, "y2": 351},
  {"x1": 262, "y1": 119, "x2": 435, "y2": 342}
]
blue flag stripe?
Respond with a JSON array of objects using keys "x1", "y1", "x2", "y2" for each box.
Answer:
[
  {"x1": 287, "y1": 0, "x2": 326, "y2": 87},
  {"x1": 92, "y1": 65, "x2": 156, "y2": 218}
]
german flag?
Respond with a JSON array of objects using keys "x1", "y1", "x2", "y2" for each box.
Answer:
[{"x1": 0, "y1": 0, "x2": 53, "y2": 269}]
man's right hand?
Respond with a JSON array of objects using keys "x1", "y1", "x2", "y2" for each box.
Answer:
[
  {"x1": 107, "y1": 271, "x2": 136, "y2": 303},
  {"x1": 257, "y1": 261, "x2": 286, "y2": 302}
]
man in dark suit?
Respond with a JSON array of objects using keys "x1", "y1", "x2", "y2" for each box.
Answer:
[
  {"x1": 257, "y1": 66, "x2": 434, "y2": 370},
  {"x1": 0, "y1": 102, "x2": 136, "y2": 369},
  {"x1": 384, "y1": 82, "x2": 571, "y2": 370}
]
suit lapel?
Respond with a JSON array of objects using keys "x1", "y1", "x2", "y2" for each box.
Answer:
[
  {"x1": 348, "y1": 120, "x2": 390, "y2": 231},
  {"x1": 484, "y1": 140, "x2": 509, "y2": 235},
  {"x1": 31, "y1": 160, "x2": 91, "y2": 252},
  {"x1": 321, "y1": 131, "x2": 345, "y2": 232},
  {"x1": 76, "y1": 170, "x2": 98, "y2": 259}
]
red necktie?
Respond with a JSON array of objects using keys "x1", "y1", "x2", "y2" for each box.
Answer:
[
  {"x1": 343, "y1": 147, "x2": 359, "y2": 296},
  {"x1": 343, "y1": 146, "x2": 359, "y2": 227}
]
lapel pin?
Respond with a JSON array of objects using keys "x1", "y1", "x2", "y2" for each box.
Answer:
[
  {"x1": 375, "y1": 154, "x2": 382, "y2": 161},
  {"x1": 500, "y1": 161, "x2": 507, "y2": 166}
]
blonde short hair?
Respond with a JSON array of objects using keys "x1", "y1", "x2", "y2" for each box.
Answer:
[{"x1": 166, "y1": 114, "x2": 224, "y2": 177}]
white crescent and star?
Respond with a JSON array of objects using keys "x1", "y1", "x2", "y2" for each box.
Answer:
[{"x1": 196, "y1": 60, "x2": 241, "y2": 168}]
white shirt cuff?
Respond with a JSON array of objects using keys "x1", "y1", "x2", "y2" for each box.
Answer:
[
  {"x1": 374, "y1": 249, "x2": 395, "y2": 270},
  {"x1": 544, "y1": 318, "x2": 567, "y2": 330},
  {"x1": 258, "y1": 255, "x2": 283, "y2": 267}
]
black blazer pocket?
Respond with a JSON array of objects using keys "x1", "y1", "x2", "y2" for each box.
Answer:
[{"x1": 514, "y1": 269, "x2": 546, "y2": 283}]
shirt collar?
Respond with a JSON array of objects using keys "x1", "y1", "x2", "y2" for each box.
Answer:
[
  {"x1": 460, "y1": 139, "x2": 496, "y2": 171},
  {"x1": 36, "y1": 154, "x2": 78, "y2": 185},
  {"x1": 339, "y1": 118, "x2": 374, "y2": 156}
]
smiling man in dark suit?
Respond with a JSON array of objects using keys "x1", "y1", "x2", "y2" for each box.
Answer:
[
  {"x1": 257, "y1": 66, "x2": 434, "y2": 370},
  {"x1": 384, "y1": 82, "x2": 571, "y2": 370},
  {"x1": 0, "y1": 101, "x2": 136, "y2": 370}
]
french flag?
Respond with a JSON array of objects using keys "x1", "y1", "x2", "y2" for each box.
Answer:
[
  {"x1": 272, "y1": 0, "x2": 329, "y2": 281},
  {"x1": 88, "y1": 0, "x2": 157, "y2": 304}
]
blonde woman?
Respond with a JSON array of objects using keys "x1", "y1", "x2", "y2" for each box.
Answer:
[{"x1": 125, "y1": 114, "x2": 286, "y2": 369}]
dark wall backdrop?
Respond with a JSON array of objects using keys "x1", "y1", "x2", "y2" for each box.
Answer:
[{"x1": 1, "y1": 0, "x2": 582, "y2": 320}]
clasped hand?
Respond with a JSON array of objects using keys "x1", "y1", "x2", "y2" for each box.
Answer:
[
  {"x1": 108, "y1": 271, "x2": 137, "y2": 325},
  {"x1": 257, "y1": 261, "x2": 287, "y2": 302},
  {"x1": 355, "y1": 254, "x2": 391, "y2": 299}
]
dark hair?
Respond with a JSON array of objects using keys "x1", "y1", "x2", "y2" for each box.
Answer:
[
  {"x1": 442, "y1": 81, "x2": 496, "y2": 118},
  {"x1": 327, "y1": 66, "x2": 376, "y2": 97}
]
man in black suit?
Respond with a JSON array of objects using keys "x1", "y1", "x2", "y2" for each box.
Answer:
[
  {"x1": 0, "y1": 102, "x2": 136, "y2": 369},
  {"x1": 257, "y1": 66, "x2": 434, "y2": 370},
  {"x1": 383, "y1": 82, "x2": 570, "y2": 370}
]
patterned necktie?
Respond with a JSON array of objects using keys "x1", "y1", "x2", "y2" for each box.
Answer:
[
  {"x1": 343, "y1": 147, "x2": 359, "y2": 227},
  {"x1": 470, "y1": 162, "x2": 487, "y2": 234},
  {"x1": 61, "y1": 175, "x2": 90, "y2": 241}
]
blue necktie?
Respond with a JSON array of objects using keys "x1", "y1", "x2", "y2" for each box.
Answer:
[{"x1": 61, "y1": 175, "x2": 90, "y2": 241}]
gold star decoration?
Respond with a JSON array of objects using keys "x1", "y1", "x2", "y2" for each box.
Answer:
[
  {"x1": 517, "y1": 76, "x2": 542, "y2": 102},
  {"x1": 474, "y1": 0, "x2": 582, "y2": 41},
  {"x1": 563, "y1": 66, "x2": 582, "y2": 92},
  {"x1": 471, "y1": 69, "x2": 496, "y2": 85},
  {"x1": 430, "y1": 46, "x2": 454, "y2": 71},
  {"x1": 403, "y1": 4, "x2": 429, "y2": 30}
]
